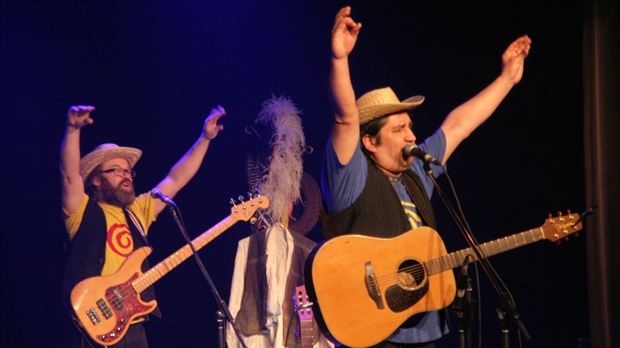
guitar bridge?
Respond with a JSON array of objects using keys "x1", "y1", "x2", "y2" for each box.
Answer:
[
  {"x1": 85, "y1": 308, "x2": 101, "y2": 325},
  {"x1": 365, "y1": 261, "x2": 385, "y2": 310}
]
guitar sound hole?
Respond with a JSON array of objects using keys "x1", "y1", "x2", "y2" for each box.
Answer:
[
  {"x1": 397, "y1": 259, "x2": 426, "y2": 290},
  {"x1": 385, "y1": 259, "x2": 429, "y2": 312}
]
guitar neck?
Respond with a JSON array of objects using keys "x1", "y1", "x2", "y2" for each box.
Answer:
[
  {"x1": 300, "y1": 319, "x2": 314, "y2": 348},
  {"x1": 132, "y1": 215, "x2": 236, "y2": 293},
  {"x1": 425, "y1": 227, "x2": 545, "y2": 276}
]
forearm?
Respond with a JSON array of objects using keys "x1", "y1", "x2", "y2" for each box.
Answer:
[
  {"x1": 330, "y1": 57, "x2": 358, "y2": 125},
  {"x1": 442, "y1": 75, "x2": 515, "y2": 149},
  {"x1": 442, "y1": 34, "x2": 531, "y2": 152},
  {"x1": 330, "y1": 57, "x2": 361, "y2": 165},
  {"x1": 157, "y1": 135, "x2": 211, "y2": 196}
]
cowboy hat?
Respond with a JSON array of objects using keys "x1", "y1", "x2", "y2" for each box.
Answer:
[
  {"x1": 79, "y1": 143, "x2": 142, "y2": 181},
  {"x1": 356, "y1": 87, "x2": 425, "y2": 126}
]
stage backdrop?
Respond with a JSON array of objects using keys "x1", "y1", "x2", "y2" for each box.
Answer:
[{"x1": 1, "y1": 1, "x2": 587, "y2": 347}]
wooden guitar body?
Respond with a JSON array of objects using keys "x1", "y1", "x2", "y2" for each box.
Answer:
[
  {"x1": 71, "y1": 247, "x2": 156, "y2": 346},
  {"x1": 305, "y1": 227, "x2": 456, "y2": 347},
  {"x1": 70, "y1": 195, "x2": 270, "y2": 346},
  {"x1": 305, "y1": 212, "x2": 583, "y2": 347}
]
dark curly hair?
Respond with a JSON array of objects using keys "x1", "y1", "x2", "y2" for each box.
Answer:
[{"x1": 360, "y1": 116, "x2": 389, "y2": 158}]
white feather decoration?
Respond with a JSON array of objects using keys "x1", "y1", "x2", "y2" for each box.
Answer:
[{"x1": 255, "y1": 95, "x2": 305, "y2": 225}]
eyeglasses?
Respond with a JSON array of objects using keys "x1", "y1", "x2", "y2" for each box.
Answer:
[{"x1": 100, "y1": 168, "x2": 137, "y2": 178}]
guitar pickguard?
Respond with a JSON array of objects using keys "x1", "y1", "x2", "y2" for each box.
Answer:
[
  {"x1": 385, "y1": 259, "x2": 428, "y2": 312},
  {"x1": 94, "y1": 273, "x2": 154, "y2": 344}
]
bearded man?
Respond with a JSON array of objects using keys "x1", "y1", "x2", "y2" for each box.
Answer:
[{"x1": 60, "y1": 104, "x2": 225, "y2": 348}]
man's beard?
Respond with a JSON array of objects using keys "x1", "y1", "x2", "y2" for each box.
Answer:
[{"x1": 99, "y1": 176, "x2": 135, "y2": 206}]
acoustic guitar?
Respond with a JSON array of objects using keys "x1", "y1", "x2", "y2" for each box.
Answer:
[{"x1": 305, "y1": 211, "x2": 583, "y2": 347}]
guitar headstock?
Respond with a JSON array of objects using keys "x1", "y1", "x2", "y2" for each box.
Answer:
[
  {"x1": 541, "y1": 210, "x2": 583, "y2": 244},
  {"x1": 295, "y1": 285, "x2": 313, "y2": 322},
  {"x1": 229, "y1": 194, "x2": 270, "y2": 222}
]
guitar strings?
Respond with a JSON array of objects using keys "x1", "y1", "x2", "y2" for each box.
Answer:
[
  {"x1": 374, "y1": 264, "x2": 427, "y2": 286},
  {"x1": 97, "y1": 202, "x2": 263, "y2": 322}
]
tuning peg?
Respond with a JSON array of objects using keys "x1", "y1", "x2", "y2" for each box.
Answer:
[
  {"x1": 567, "y1": 209, "x2": 572, "y2": 215},
  {"x1": 230, "y1": 198, "x2": 236, "y2": 206},
  {"x1": 246, "y1": 193, "x2": 256, "y2": 207},
  {"x1": 238, "y1": 195, "x2": 245, "y2": 202},
  {"x1": 555, "y1": 240, "x2": 562, "y2": 245}
]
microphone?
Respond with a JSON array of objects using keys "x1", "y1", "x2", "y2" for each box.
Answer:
[
  {"x1": 403, "y1": 143, "x2": 442, "y2": 166},
  {"x1": 453, "y1": 256, "x2": 471, "y2": 310},
  {"x1": 151, "y1": 188, "x2": 177, "y2": 206}
]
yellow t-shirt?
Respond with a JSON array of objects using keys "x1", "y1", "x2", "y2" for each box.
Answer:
[{"x1": 64, "y1": 193, "x2": 157, "y2": 276}]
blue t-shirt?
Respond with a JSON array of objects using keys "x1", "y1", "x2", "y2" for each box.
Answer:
[{"x1": 320, "y1": 129, "x2": 449, "y2": 343}]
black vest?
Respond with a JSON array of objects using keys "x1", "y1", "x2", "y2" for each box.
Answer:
[
  {"x1": 320, "y1": 159, "x2": 437, "y2": 240},
  {"x1": 319, "y1": 158, "x2": 447, "y2": 330},
  {"x1": 62, "y1": 197, "x2": 161, "y2": 317},
  {"x1": 235, "y1": 227, "x2": 319, "y2": 347}
]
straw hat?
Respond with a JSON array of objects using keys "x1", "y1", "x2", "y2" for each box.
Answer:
[
  {"x1": 79, "y1": 143, "x2": 142, "y2": 181},
  {"x1": 356, "y1": 87, "x2": 425, "y2": 126}
]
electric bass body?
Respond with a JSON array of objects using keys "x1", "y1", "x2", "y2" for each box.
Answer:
[
  {"x1": 71, "y1": 247, "x2": 157, "y2": 345},
  {"x1": 70, "y1": 195, "x2": 270, "y2": 346}
]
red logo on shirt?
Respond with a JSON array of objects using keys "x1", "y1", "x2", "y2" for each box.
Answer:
[{"x1": 107, "y1": 223, "x2": 133, "y2": 257}]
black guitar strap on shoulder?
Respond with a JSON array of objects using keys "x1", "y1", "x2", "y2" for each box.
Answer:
[{"x1": 124, "y1": 208, "x2": 149, "y2": 246}]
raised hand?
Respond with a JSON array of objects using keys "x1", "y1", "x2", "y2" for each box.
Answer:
[
  {"x1": 501, "y1": 35, "x2": 532, "y2": 85},
  {"x1": 202, "y1": 105, "x2": 225, "y2": 140},
  {"x1": 67, "y1": 105, "x2": 95, "y2": 129},
  {"x1": 332, "y1": 6, "x2": 362, "y2": 60}
]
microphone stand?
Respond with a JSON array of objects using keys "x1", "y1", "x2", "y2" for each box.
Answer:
[
  {"x1": 453, "y1": 256, "x2": 474, "y2": 348},
  {"x1": 165, "y1": 204, "x2": 248, "y2": 348},
  {"x1": 423, "y1": 162, "x2": 531, "y2": 347}
]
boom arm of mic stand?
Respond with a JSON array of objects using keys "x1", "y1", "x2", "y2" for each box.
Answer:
[
  {"x1": 167, "y1": 205, "x2": 249, "y2": 348},
  {"x1": 422, "y1": 162, "x2": 531, "y2": 341}
]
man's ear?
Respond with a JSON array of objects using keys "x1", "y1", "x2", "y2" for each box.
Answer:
[
  {"x1": 92, "y1": 175, "x2": 101, "y2": 188},
  {"x1": 361, "y1": 134, "x2": 377, "y2": 153}
]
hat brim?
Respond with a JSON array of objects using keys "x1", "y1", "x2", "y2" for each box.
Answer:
[
  {"x1": 359, "y1": 95, "x2": 425, "y2": 126},
  {"x1": 80, "y1": 147, "x2": 142, "y2": 181}
]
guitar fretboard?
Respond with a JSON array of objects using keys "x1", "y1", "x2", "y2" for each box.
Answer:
[
  {"x1": 132, "y1": 216, "x2": 235, "y2": 293},
  {"x1": 300, "y1": 319, "x2": 314, "y2": 348},
  {"x1": 425, "y1": 227, "x2": 545, "y2": 276}
]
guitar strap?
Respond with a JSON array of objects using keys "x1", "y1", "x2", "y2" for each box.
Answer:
[
  {"x1": 123, "y1": 207, "x2": 162, "y2": 318},
  {"x1": 400, "y1": 169, "x2": 437, "y2": 230},
  {"x1": 124, "y1": 208, "x2": 148, "y2": 242}
]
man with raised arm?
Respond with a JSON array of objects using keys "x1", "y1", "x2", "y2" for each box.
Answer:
[
  {"x1": 320, "y1": 6, "x2": 531, "y2": 348},
  {"x1": 60, "y1": 105, "x2": 225, "y2": 348}
]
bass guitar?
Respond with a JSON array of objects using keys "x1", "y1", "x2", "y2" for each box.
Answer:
[
  {"x1": 305, "y1": 211, "x2": 583, "y2": 347},
  {"x1": 71, "y1": 195, "x2": 270, "y2": 346}
]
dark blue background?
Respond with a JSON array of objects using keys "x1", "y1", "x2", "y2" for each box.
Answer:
[{"x1": 1, "y1": 1, "x2": 586, "y2": 347}]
